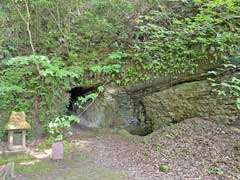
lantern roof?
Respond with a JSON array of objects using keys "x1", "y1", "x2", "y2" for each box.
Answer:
[{"x1": 5, "y1": 111, "x2": 31, "y2": 130}]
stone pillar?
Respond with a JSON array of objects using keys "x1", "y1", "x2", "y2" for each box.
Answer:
[
  {"x1": 22, "y1": 130, "x2": 26, "y2": 149},
  {"x1": 8, "y1": 131, "x2": 14, "y2": 150}
]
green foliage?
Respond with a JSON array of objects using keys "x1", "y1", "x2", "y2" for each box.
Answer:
[
  {"x1": 0, "y1": 0, "x2": 142, "y2": 67},
  {"x1": 48, "y1": 115, "x2": 80, "y2": 141},
  {"x1": 0, "y1": 55, "x2": 81, "y2": 137},
  {"x1": 126, "y1": 0, "x2": 240, "y2": 84},
  {"x1": 208, "y1": 63, "x2": 240, "y2": 110},
  {"x1": 208, "y1": 166, "x2": 225, "y2": 177},
  {"x1": 159, "y1": 164, "x2": 169, "y2": 172},
  {"x1": 37, "y1": 138, "x2": 71, "y2": 152},
  {"x1": 63, "y1": 140, "x2": 71, "y2": 154},
  {"x1": 0, "y1": 0, "x2": 239, "y2": 137},
  {"x1": 37, "y1": 138, "x2": 52, "y2": 151},
  {"x1": 75, "y1": 93, "x2": 98, "y2": 110},
  {"x1": 75, "y1": 85, "x2": 105, "y2": 110},
  {"x1": 1, "y1": 0, "x2": 239, "y2": 85},
  {"x1": 153, "y1": 143, "x2": 161, "y2": 153}
]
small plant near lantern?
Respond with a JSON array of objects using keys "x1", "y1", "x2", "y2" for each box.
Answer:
[
  {"x1": 48, "y1": 115, "x2": 80, "y2": 160},
  {"x1": 48, "y1": 115, "x2": 80, "y2": 142}
]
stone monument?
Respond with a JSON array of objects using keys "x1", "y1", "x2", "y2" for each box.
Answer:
[{"x1": 51, "y1": 141, "x2": 64, "y2": 160}]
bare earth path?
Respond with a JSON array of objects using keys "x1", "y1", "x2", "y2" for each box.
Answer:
[{"x1": 15, "y1": 118, "x2": 240, "y2": 180}]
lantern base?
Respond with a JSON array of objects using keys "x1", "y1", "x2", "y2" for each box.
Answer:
[{"x1": 7, "y1": 130, "x2": 27, "y2": 151}]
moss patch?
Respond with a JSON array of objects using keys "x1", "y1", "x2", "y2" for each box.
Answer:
[
  {"x1": 74, "y1": 152, "x2": 89, "y2": 161},
  {"x1": 0, "y1": 153, "x2": 35, "y2": 165},
  {"x1": 57, "y1": 167, "x2": 127, "y2": 180},
  {"x1": 15, "y1": 160, "x2": 58, "y2": 175}
]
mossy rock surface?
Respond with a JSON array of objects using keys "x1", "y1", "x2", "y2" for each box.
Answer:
[{"x1": 143, "y1": 80, "x2": 239, "y2": 130}]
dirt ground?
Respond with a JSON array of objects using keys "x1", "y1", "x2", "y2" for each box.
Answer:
[{"x1": 13, "y1": 118, "x2": 240, "y2": 180}]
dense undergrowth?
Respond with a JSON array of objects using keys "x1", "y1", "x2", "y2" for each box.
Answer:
[{"x1": 0, "y1": 0, "x2": 239, "y2": 137}]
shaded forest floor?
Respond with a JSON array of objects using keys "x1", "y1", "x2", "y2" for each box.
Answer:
[{"x1": 13, "y1": 118, "x2": 240, "y2": 180}]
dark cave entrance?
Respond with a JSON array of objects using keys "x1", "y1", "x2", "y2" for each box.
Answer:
[
  {"x1": 67, "y1": 87, "x2": 153, "y2": 136},
  {"x1": 68, "y1": 86, "x2": 96, "y2": 113}
]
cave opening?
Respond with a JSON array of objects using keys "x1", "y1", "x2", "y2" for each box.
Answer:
[
  {"x1": 68, "y1": 86, "x2": 96, "y2": 113},
  {"x1": 67, "y1": 87, "x2": 154, "y2": 136}
]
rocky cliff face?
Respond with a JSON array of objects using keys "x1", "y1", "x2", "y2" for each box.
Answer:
[
  {"x1": 143, "y1": 80, "x2": 239, "y2": 131},
  {"x1": 78, "y1": 86, "x2": 132, "y2": 128},
  {"x1": 77, "y1": 85, "x2": 150, "y2": 135},
  {"x1": 77, "y1": 75, "x2": 239, "y2": 135}
]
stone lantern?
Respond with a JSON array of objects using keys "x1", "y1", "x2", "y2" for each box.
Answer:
[{"x1": 5, "y1": 111, "x2": 31, "y2": 151}]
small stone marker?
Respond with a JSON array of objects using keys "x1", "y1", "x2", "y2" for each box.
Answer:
[{"x1": 51, "y1": 141, "x2": 64, "y2": 160}]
